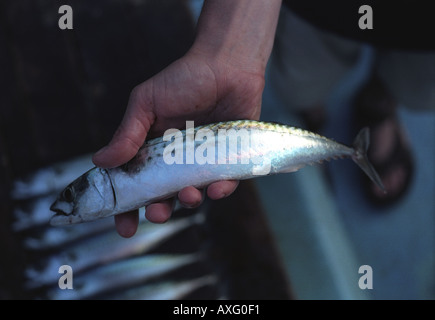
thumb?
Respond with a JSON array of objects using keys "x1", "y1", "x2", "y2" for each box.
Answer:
[{"x1": 93, "y1": 90, "x2": 155, "y2": 168}]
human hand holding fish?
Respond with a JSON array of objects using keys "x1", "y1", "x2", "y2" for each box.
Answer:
[
  {"x1": 49, "y1": 0, "x2": 386, "y2": 236},
  {"x1": 89, "y1": 0, "x2": 282, "y2": 237},
  {"x1": 94, "y1": 60, "x2": 263, "y2": 236}
]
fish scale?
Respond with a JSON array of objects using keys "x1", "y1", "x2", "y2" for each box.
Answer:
[
  {"x1": 50, "y1": 120, "x2": 385, "y2": 225},
  {"x1": 146, "y1": 120, "x2": 326, "y2": 146}
]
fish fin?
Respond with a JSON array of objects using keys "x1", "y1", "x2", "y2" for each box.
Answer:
[
  {"x1": 352, "y1": 127, "x2": 387, "y2": 193},
  {"x1": 280, "y1": 163, "x2": 306, "y2": 173}
]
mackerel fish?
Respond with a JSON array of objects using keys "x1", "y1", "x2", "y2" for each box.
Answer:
[{"x1": 50, "y1": 120, "x2": 385, "y2": 225}]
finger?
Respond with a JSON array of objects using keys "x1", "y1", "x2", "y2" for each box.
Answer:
[
  {"x1": 145, "y1": 198, "x2": 175, "y2": 223},
  {"x1": 114, "y1": 210, "x2": 139, "y2": 238},
  {"x1": 207, "y1": 180, "x2": 239, "y2": 200},
  {"x1": 178, "y1": 186, "x2": 204, "y2": 208},
  {"x1": 93, "y1": 86, "x2": 155, "y2": 168}
]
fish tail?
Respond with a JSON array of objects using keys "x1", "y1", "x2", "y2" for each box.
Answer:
[{"x1": 352, "y1": 127, "x2": 386, "y2": 193}]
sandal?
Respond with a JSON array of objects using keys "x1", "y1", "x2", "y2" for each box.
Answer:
[{"x1": 353, "y1": 75, "x2": 414, "y2": 207}]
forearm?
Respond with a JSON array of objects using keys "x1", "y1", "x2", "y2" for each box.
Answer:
[{"x1": 191, "y1": 0, "x2": 282, "y2": 74}]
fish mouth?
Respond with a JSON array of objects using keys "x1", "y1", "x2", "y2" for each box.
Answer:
[
  {"x1": 49, "y1": 203, "x2": 66, "y2": 215},
  {"x1": 50, "y1": 199, "x2": 73, "y2": 215},
  {"x1": 49, "y1": 200, "x2": 80, "y2": 226},
  {"x1": 50, "y1": 213, "x2": 83, "y2": 226}
]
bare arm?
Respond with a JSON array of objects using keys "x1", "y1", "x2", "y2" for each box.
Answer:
[{"x1": 193, "y1": 0, "x2": 282, "y2": 73}]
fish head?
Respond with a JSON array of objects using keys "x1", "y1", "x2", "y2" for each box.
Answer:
[{"x1": 50, "y1": 168, "x2": 115, "y2": 225}]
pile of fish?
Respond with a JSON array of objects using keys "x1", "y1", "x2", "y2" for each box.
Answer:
[{"x1": 10, "y1": 155, "x2": 218, "y2": 300}]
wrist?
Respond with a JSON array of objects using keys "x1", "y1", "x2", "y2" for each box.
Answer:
[{"x1": 190, "y1": 0, "x2": 282, "y2": 75}]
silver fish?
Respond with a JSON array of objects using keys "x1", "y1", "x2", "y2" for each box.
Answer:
[
  {"x1": 45, "y1": 253, "x2": 200, "y2": 300},
  {"x1": 50, "y1": 120, "x2": 385, "y2": 225},
  {"x1": 12, "y1": 194, "x2": 58, "y2": 231},
  {"x1": 23, "y1": 218, "x2": 114, "y2": 250},
  {"x1": 11, "y1": 154, "x2": 93, "y2": 200},
  {"x1": 104, "y1": 274, "x2": 217, "y2": 300},
  {"x1": 25, "y1": 213, "x2": 203, "y2": 288}
]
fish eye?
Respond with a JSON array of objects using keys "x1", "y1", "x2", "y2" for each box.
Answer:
[{"x1": 62, "y1": 187, "x2": 75, "y2": 202}]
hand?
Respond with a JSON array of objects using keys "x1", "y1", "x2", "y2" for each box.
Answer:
[
  {"x1": 93, "y1": 0, "x2": 281, "y2": 237},
  {"x1": 92, "y1": 49, "x2": 265, "y2": 237}
]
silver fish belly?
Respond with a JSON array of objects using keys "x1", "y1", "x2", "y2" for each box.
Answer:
[{"x1": 50, "y1": 120, "x2": 385, "y2": 225}]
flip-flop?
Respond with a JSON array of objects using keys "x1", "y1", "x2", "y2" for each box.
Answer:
[{"x1": 353, "y1": 76, "x2": 414, "y2": 207}]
